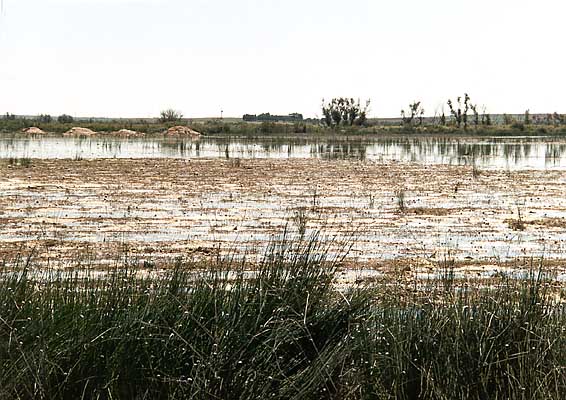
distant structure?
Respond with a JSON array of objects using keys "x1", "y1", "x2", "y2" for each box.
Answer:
[{"x1": 243, "y1": 113, "x2": 303, "y2": 122}]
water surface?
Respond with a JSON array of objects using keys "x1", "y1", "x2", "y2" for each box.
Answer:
[{"x1": 1, "y1": 134, "x2": 566, "y2": 170}]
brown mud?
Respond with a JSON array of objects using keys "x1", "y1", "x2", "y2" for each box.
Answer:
[{"x1": 0, "y1": 158, "x2": 565, "y2": 279}]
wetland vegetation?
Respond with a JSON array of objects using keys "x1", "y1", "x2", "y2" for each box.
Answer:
[
  {"x1": 0, "y1": 238, "x2": 564, "y2": 399},
  {"x1": 2, "y1": 104, "x2": 566, "y2": 138},
  {"x1": 1, "y1": 106, "x2": 565, "y2": 399}
]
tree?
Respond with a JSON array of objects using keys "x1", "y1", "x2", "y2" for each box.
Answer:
[
  {"x1": 524, "y1": 109, "x2": 531, "y2": 125},
  {"x1": 469, "y1": 104, "x2": 479, "y2": 126},
  {"x1": 160, "y1": 109, "x2": 183, "y2": 123},
  {"x1": 321, "y1": 98, "x2": 370, "y2": 127},
  {"x1": 58, "y1": 114, "x2": 74, "y2": 123},
  {"x1": 552, "y1": 112, "x2": 564, "y2": 125},
  {"x1": 447, "y1": 93, "x2": 471, "y2": 129},
  {"x1": 440, "y1": 112, "x2": 446, "y2": 126},
  {"x1": 38, "y1": 114, "x2": 52, "y2": 123},
  {"x1": 401, "y1": 101, "x2": 425, "y2": 126},
  {"x1": 481, "y1": 106, "x2": 491, "y2": 126}
]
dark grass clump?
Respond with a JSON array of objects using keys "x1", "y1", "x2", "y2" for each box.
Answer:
[
  {"x1": 0, "y1": 238, "x2": 564, "y2": 399},
  {"x1": 6, "y1": 156, "x2": 32, "y2": 167}
]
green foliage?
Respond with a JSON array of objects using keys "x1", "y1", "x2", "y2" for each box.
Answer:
[
  {"x1": 321, "y1": 97, "x2": 371, "y2": 127},
  {"x1": 503, "y1": 113, "x2": 514, "y2": 125},
  {"x1": 447, "y1": 93, "x2": 474, "y2": 129},
  {"x1": 470, "y1": 104, "x2": 480, "y2": 126},
  {"x1": 512, "y1": 121, "x2": 526, "y2": 131},
  {"x1": 0, "y1": 241, "x2": 562, "y2": 399},
  {"x1": 481, "y1": 106, "x2": 492, "y2": 126},
  {"x1": 37, "y1": 114, "x2": 52, "y2": 123},
  {"x1": 259, "y1": 121, "x2": 287, "y2": 134},
  {"x1": 551, "y1": 112, "x2": 564, "y2": 125},
  {"x1": 159, "y1": 109, "x2": 183, "y2": 123},
  {"x1": 243, "y1": 113, "x2": 303, "y2": 122},
  {"x1": 203, "y1": 121, "x2": 232, "y2": 134},
  {"x1": 57, "y1": 114, "x2": 74, "y2": 123},
  {"x1": 401, "y1": 101, "x2": 425, "y2": 126},
  {"x1": 7, "y1": 157, "x2": 32, "y2": 167}
]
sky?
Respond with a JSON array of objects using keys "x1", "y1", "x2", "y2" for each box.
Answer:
[{"x1": 0, "y1": 0, "x2": 564, "y2": 118}]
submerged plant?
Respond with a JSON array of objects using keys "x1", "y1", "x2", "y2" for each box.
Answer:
[
  {"x1": 292, "y1": 208, "x2": 309, "y2": 237},
  {"x1": 395, "y1": 189, "x2": 406, "y2": 213},
  {"x1": 506, "y1": 206, "x2": 526, "y2": 231}
]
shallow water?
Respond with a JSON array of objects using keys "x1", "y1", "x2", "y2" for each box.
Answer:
[
  {"x1": 1, "y1": 135, "x2": 565, "y2": 268},
  {"x1": 1, "y1": 134, "x2": 566, "y2": 170}
]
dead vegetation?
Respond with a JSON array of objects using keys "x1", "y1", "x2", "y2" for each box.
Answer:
[{"x1": 0, "y1": 158, "x2": 565, "y2": 268}]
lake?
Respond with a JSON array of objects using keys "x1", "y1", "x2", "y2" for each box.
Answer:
[{"x1": 1, "y1": 134, "x2": 565, "y2": 170}]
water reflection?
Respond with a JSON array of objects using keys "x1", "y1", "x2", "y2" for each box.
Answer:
[{"x1": 1, "y1": 135, "x2": 565, "y2": 170}]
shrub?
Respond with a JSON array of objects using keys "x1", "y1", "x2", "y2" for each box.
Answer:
[
  {"x1": 159, "y1": 109, "x2": 183, "y2": 123},
  {"x1": 57, "y1": 114, "x2": 74, "y2": 123},
  {"x1": 321, "y1": 97, "x2": 371, "y2": 127}
]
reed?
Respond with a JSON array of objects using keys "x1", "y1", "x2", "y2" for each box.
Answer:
[{"x1": 0, "y1": 237, "x2": 564, "y2": 399}]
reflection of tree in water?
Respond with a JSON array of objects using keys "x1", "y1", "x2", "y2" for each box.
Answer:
[
  {"x1": 545, "y1": 144, "x2": 566, "y2": 166},
  {"x1": 2, "y1": 137, "x2": 23, "y2": 151},
  {"x1": 502, "y1": 142, "x2": 531, "y2": 164},
  {"x1": 336, "y1": 143, "x2": 366, "y2": 161},
  {"x1": 125, "y1": 136, "x2": 564, "y2": 166},
  {"x1": 309, "y1": 140, "x2": 367, "y2": 160},
  {"x1": 0, "y1": 135, "x2": 565, "y2": 167},
  {"x1": 101, "y1": 140, "x2": 122, "y2": 153},
  {"x1": 159, "y1": 140, "x2": 197, "y2": 157},
  {"x1": 138, "y1": 136, "x2": 566, "y2": 166},
  {"x1": 384, "y1": 137, "x2": 551, "y2": 167}
]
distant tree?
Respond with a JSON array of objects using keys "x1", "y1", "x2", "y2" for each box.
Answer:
[
  {"x1": 552, "y1": 112, "x2": 564, "y2": 125},
  {"x1": 481, "y1": 106, "x2": 491, "y2": 126},
  {"x1": 524, "y1": 109, "x2": 531, "y2": 125},
  {"x1": 321, "y1": 98, "x2": 370, "y2": 127},
  {"x1": 4, "y1": 112, "x2": 16, "y2": 120},
  {"x1": 469, "y1": 104, "x2": 480, "y2": 126},
  {"x1": 159, "y1": 109, "x2": 183, "y2": 123},
  {"x1": 401, "y1": 101, "x2": 425, "y2": 126},
  {"x1": 447, "y1": 93, "x2": 471, "y2": 129},
  {"x1": 243, "y1": 113, "x2": 302, "y2": 122},
  {"x1": 57, "y1": 114, "x2": 74, "y2": 123},
  {"x1": 440, "y1": 112, "x2": 446, "y2": 126},
  {"x1": 503, "y1": 114, "x2": 514, "y2": 125},
  {"x1": 38, "y1": 114, "x2": 52, "y2": 123}
]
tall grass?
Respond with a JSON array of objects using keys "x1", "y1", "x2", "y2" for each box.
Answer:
[{"x1": 0, "y1": 237, "x2": 564, "y2": 399}]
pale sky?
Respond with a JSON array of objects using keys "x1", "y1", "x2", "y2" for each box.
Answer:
[{"x1": 0, "y1": 0, "x2": 564, "y2": 118}]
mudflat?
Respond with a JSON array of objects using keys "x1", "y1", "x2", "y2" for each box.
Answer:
[{"x1": 0, "y1": 157, "x2": 565, "y2": 277}]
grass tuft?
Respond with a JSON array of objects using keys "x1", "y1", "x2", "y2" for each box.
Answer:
[{"x1": 0, "y1": 237, "x2": 564, "y2": 399}]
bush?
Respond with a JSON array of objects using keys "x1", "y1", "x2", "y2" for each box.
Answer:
[
  {"x1": 37, "y1": 114, "x2": 52, "y2": 123},
  {"x1": 321, "y1": 97, "x2": 371, "y2": 127},
  {"x1": 57, "y1": 114, "x2": 74, "y2": 123},
  {"x1": 159, "y1": 109, "x2": 183, "y2": 123}
]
